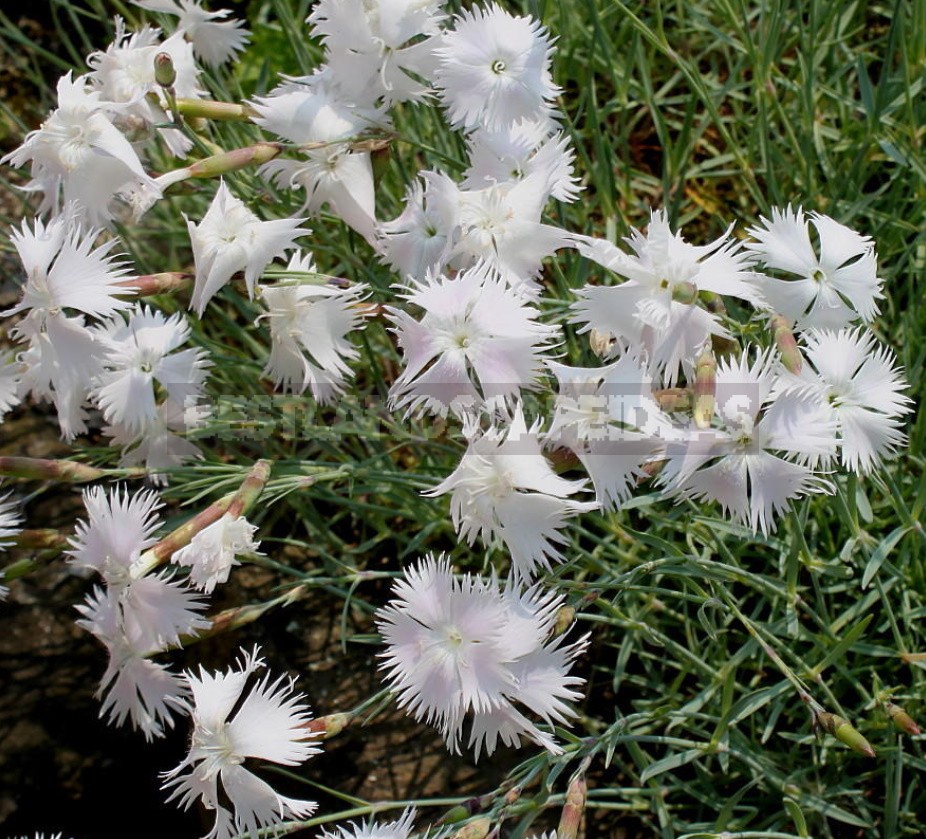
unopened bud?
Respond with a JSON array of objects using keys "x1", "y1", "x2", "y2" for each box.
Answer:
[
  {"x1": 816, "y1": 712, "x2": 876, "y2": 757},
  {"x1": 154, "y1": 52, "x2": 176, "y2": 88},
  {"x1": 186, "y1": 143, "x2": 283, "y2": 179},
  {"x1": 557, "y1": 774, "x2": 587, "y2": 839},
  {"x1": 701, "y1": 290, "x2": 726, "y2": 315},
  {"x1": 670, "y1": 281, "x2": 698, "y2": 304},
  {"x1": 770, "y1": 314, "x2": 802, "y2": 374},
  {"x1": 450, "y1": 818, "x2": 492, "y2": 839},
  {"x1": 692, "y1": 347, "x2": 716, "y2": 429},
  {"x1": 302, "y1": 712, "x2": 353, "y2": 739},
  {"x1": 174, "y1": 98, "x2": 255, "y2": 121},
  {"x1": 885, "y1": 701, "x2": 921, "y2": 736},
  {"x1": 0, "y1": 456, "x2": 110, "y2": 483},
  {"x1": 503, "y1": 786, "x2": 521, "y2": 806},
  {"x1": 552, "y1": 605, "x2": 576, "y2": 638},
  {"x1": 589, "y1": 328, "x2": 613, "y2": 358}
]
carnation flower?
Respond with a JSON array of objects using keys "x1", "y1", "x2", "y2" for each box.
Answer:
[
  {"x1": 319, "y1": 808, "x2": 416, "y2": 839},
  {"x1": 376, "y1": 555, "x2": 587, "y2": 758},
  {"x1": 452, "y1": 171, "x2": 571, "y2": 290},
  {"x1": 387, "y1": 263, "x2": 559, "y2": 416},
  {"x1": 546, "y1": 354, "x2": 670, "y2": 509},
  {"x1": 435, "y1": 5, "x2": 559, "y2": 130},
  {"x1": 309, "y1": 0, "x2": 444, "y2": 105},
  {"x1": 427, "y1": 408, "x2": 597, "y2": 581},
  {"x1": 658, "y1": 349, "x2": 837, "y2": 534},
  {"x1": 14, "y1": 312, "x2": 108, "y2": 441},
  {"x1": 88, "y1": 20, "x2": 202, "y2": 157},
  {"x1": 462, "y1": 119, "x2": 581, "y2": 203},
  {"x1": 93, "y1": 306, "x2": 211, "y2": 434},
  {"x1": 746, "y1": 206, "x2": 883, "y2": 329},
  {"x1": 105, "y1": 396, "x2": 208, "y2": 481},
  {"x1": 779, "y1": 328, "x2": 912, "y2": 474},
  {"x1": 68, "y1": 485, "x2": 163, "y2": 586},
  {"x1": 186, "y1": 181, "x2": 308, "y2": 315},
  {"x1": 259, "y1": 252, "x2": 369, "y2": 402},
  {"x1": 377, "y1": 170, "x2": 461, "y2": 278},
  {"x1": 6, "y1": 211, "x2": 135, "y2": 323},
  {"x1": 261, "y1": 147, "x2": 378, "y2": 242},
  {"x1": 133, "y1": 0, "x2": 251, "y2": 67},
  {"x1": 171, "y1": 513, "x2": 260, "y2": 593},
  {"x1": 0, "y1": 352, "x2": 22, "y2": 419},
  {"x1": 0, "y1": 492, "x2": 23, "y2": 597},
  {"x1": 2, "y1": 72, "x2": 158, "y2": 225},
  {"x1": 4, "y1": 211, "x2": 137, "y2": 438},
  {"x1": 571, "y1": 209, "x2": 760, "y2": 385},
  {"x1": 250, "y1": 71, "x2": 387, "y2": 145},
  {"x1": 0, "y1": 494, "x2": 23, "y2": 549},
  {"x1": 163, "y1": 647, "x2": 321, "y2": 839},
  {"x1": 77, "y1": 578, "x2": 208, "y2": 739}
]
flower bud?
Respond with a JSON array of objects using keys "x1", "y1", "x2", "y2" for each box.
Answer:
[
  {"x1": 885, "y1": 701, "x2": 921, "y2": 736},
  {"x1": 670, "y1": 281, "x2": 698, "y2": 304},
  {"x1": 692, "y1": 346, "x2": 716, "y2": 429},
  {"x1": 816, "y1": 712, "x2": 876, "y2": 757},
  {"x1": 552, "y1": 605, "x2": 576, "y2": 638},
  {"x1": 186, "y1": 143, "x2": 283, "y2": 180},
  {"x1": 557, "y1": 774, "x2": 587, "y2": 839},
  {"x1": 154, "y1": 52, "x2": 176, "y2": 88},
  {"x1": 770, "y1": 314, "x2": 802, "y2": 374},
  {"x1": 450, "y1": 818, "x2": 492, "y2": 839}
]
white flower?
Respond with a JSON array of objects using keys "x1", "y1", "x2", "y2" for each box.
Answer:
[
  {"x1": 2, "y1": 72, "x2": 158, "y2": 225},
  {"x1": 319, "y1": 808, "x2": 416, "y2": 839},
  {"x1": 250, "y1": 71, "x2": 387, "y2": 145},
  {"x1": 6, "y1": 211, "x2": 135, "y2": 323},
  {"x1": 77, "y1": 579, "x2": 208, "y2": 739},
  {"x1": 376, "y1": 555, "x2": 587, "y2": 758},
  {"x1": 659, "y1": 350, "x2": 837, "y2": 534},
  {"x1": 377, "y1": 170, "x2": 461, "y2": 278},
  {"x1": 163, "y1": 647, "x2": 321, "y2": 839},
  {"x1": 0, "y1": 494, "x2": 22, "y2": 549},
  {"x1": 14, "y1": 313, "x2": 107, "y2": 441},
  {"x1": 387, "y1": 263, "x2": 559, "y2": 416},
  {"x1": 427, "y1": 408, "x2": 597, "y2": 581},
  {"x1": 435, "y1": 5, "x2": 558, "y2": 130},
  {"x1": 462, "y1": 119, "x2": 581, "y2": 203},
  {"x1": 171, "y1": 513, "x2": 260, "y2": 593},
  {"x1": 261, "y1": 147, "x2": 378, "y2": 242},
  {"x1": 746, "y1": 206, "x2": 882, "y2": 329},
  {"x1": 133, "y1": 0, "x2": 251, "y2": 67},
  {"x1": 105, "y1": 396, "x2": 208, "y2": 481},
  {"x1": 0, "y1": 492, "x2": 22, "y2": 596},
  {"x1": 68, "y1": 485, "x2": 163, "y2": 586},
  {"x1": 546, "y1": 354, "x2": 670, "y2": 510},
  {"x1": 571, "y1": 209, "x2": 760, "y2": 385},
  {"x1": 259, "y1": 252, "x2": 369, "y2": 402},
  {"x1": 310, "y1": 0, "x2": 444, "y2": 106},
  {"x1": 88, "y1": 20, "x2": 202, "y2": 157},
  {"x1": 93, "y1": 306, "x2": 210, "y2": 434},
  {"x1": 452, "y1": 172, "x2": 571, "y2": 290},
  {"x1": 0, "y1": 352, "x2": 23, "y2": 419},
  {"x1": 781, "y1": 328, "x2": 912, "y2": 474},
  {"x1": 187, "y1": 181, "x2": 308, "y2": 315}
]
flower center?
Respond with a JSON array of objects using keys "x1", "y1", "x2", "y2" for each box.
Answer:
[{"x1": 491, "y1": 59, "x2": 506, "y2": 74}]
